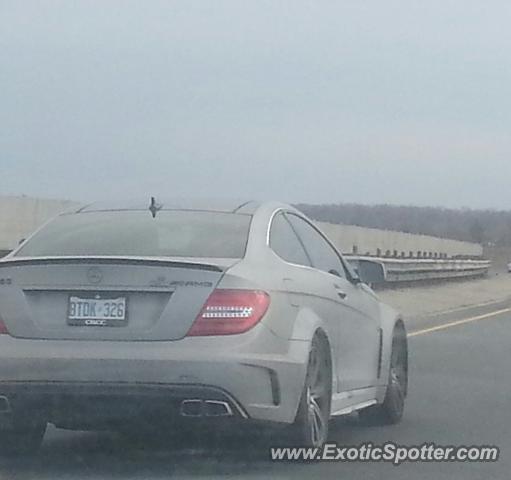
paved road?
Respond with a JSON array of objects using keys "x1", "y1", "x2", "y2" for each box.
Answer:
[{"x1": 1, "y1": 307, "x2": 510, "y2": 479}]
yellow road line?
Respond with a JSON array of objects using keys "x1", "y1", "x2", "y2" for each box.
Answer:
[{"x1": 408, "y1": 307, "x2": 511, "y2": 337}]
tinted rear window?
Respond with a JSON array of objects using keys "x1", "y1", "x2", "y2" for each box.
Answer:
[{"x1": 16, "y1": 211, "x2": 252, "y2": 259}]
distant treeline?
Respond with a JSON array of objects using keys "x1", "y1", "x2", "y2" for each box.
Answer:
[{"x1": 296, "y1": 203, "x2": 511, "y2": 246}]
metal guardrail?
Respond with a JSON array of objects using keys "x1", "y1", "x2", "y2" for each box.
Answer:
[{"x1": 345, "y1": 256, "x2": 491, "y2": 284}]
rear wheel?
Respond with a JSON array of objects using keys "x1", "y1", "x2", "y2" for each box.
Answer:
[
  {"x1": 290, "y1": 334, "x2": 332, "y2": 447},
  {"x1": 0, "y1": 415, "x2": 47, "y2": 456},
  {"x1": 359, "y1": 323, "x2": 408, "y2": 425}
]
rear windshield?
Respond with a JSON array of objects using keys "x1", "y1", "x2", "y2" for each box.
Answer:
[{"x1": 15, "y1": 211, "x2": 252, "y2": 259}]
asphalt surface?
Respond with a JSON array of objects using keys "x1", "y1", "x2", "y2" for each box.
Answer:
[{"x1": 1, "y1": 305, "x2": 510, "y2": 479}]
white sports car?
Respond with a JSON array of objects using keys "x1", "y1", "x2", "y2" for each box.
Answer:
[{"x1": 0, "y1": 199, "x2": 407, "y2": 453}]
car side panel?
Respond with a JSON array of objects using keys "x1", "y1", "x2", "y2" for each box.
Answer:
[{"x1": 333, "y1": 279, "x2": 381, "y2": 391}]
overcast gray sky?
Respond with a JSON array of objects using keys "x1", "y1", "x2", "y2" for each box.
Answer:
[{"x1": 1, "y1": 0, "x2": 511, "y2": 208}]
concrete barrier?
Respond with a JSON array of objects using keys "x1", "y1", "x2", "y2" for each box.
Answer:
[
  {"x1": 0, "y1": 196, "x2": 79, "y2": 251},
  {"x1": 318, "y1": 222, "x2": 482, "y2": 259}
]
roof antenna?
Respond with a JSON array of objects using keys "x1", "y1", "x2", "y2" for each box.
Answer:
[{"x1": 149, "y1": 196, "x2": 162, "y2": 218}]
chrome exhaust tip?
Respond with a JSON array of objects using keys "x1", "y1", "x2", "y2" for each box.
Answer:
[
  {"x1": 180, "y1": 399, "x2": 203, "y2": 417},
  {"x1": 204, "y1": 400, "x2": 233, "y2": 417},
  {"x1": 180, "y1": 399, "x2": 233, "y2": 417}
]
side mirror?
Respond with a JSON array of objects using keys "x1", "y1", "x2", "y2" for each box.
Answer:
[{"x1": 356, "y1": 260, "x2": 386, "y2": 285}]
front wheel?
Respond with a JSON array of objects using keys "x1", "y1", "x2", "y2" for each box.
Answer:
[
  {"x1": 359, "y1": 323, "x2": 408, "y2": 425},
  {"x1": 290, "y1": 334, "x2": 332, "y2": 447}
]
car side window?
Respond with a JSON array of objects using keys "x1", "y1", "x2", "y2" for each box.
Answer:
[
  {"x1": 269, "y1": 213, "x2": 311, "y2": 267},
  {"x1": 286, "y1": 214, "x2": 346, "y2": 278}
]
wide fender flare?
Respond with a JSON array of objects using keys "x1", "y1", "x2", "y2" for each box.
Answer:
[
  {"x1": 378, "y1": 303, "x2": 406, "y2": 395},
  {"x1": 289, "y1": 306, "x2": 338, "y2": 394}
]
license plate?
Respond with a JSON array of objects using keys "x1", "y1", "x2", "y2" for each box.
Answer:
[{"x1": 68, "y1": 296, "x2": 127, "y2": 327}]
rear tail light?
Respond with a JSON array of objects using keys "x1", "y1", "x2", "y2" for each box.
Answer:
[{"x1": 187, "y1": 289, "x2": 270, "y2": 336}]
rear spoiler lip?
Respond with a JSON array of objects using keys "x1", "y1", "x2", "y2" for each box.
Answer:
[{"x1": 0, "y1": 256, "x2": 228, "y2": 273}]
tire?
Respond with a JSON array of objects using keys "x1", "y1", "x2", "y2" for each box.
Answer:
[
  {"x1": 0, "y1": 417, "x2": 47, "y2": 456},
  {"x1": 359, "y1": 322, "x2": 408, "y2": 425},
  {"x1": 290, "y1": 334, "x2": 332, "y2": 447}
]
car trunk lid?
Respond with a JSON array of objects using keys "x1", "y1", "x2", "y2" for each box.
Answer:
[{"x1": 0, "y1": 256, "x2": 234, "y2": 341}]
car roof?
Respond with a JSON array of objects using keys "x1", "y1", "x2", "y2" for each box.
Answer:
[{"x1": 74, "y1": 199, "x2": 262, "y2": 215}]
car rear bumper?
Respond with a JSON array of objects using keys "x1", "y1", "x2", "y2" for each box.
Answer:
[
  {"x1": 0, "y1": 332, "x2": 310, "y2": 425},
  {"x1": 0, "y1": 381, "x2": 251, "y2": 430}
]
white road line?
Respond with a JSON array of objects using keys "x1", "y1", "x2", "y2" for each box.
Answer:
[
  {"x1": 422, "y1": 298, "x2": 511, "y2": 317},
  {"x1": 408, "y1": 307, "x2": 511, "y2": 337}
]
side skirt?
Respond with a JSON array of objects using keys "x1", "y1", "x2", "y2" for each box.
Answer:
[{"x1": 330, "y1": 386, "x2": 385, "y2": 417}]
